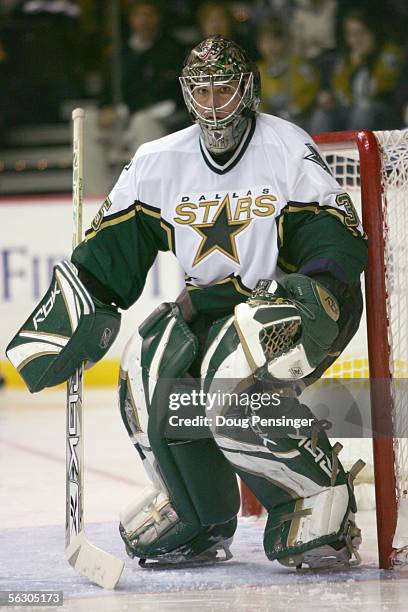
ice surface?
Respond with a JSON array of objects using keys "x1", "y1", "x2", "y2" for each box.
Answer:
[
  {"x1": 1, "y1": 389, "x2": 408, "y2": 611},
  {"x1": 1, "y1": 520, "x2": 408, "y2": 611}
]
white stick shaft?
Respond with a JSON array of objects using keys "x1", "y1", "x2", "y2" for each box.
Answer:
[
  {"x1": 66, "y1": 108, "x2": 85, "y2": 549},
  {"x1": 72, "y1": 108, "x2": 85, "y2": 249},
  {"x1": 65, "y1": 110, "x2": 124, "y2": 588},
  {"x1": 66, "y1": 369, "x2": 84, "y2": 548}
]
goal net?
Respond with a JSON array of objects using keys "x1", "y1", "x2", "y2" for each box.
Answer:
[{"x1": 318, "y1": 129, "x2": 408, "y2": 568}]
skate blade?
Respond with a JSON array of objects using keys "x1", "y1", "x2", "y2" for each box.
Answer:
[
  {"x1": 139, "y1": 545, "x2": 233, "y2": 569},
  {"x1": 296, "y1": 544, "x2": 360, "y2": 572}
]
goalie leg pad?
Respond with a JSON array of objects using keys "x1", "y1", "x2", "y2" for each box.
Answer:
[
  {"x1": 119, "y1": 480, "x2": 236, "y2": 564},
  {"x1": 264, "y1": 474, "x2": 362, "y2": 569},
  {"x1": 6, "y1": 261, "x2": 120, "y2": 392},
  {"x1": 201, "y1": 375, "x2": 349, "y2": 505},
  {"x1": 118, "y1": 303, "x2": 239, "y2": 561},
  {"x1": 199, "y1": 369, "x2": 364, "y2": 568},
  {"x1": 198, "y1": 283, "x2": 363, "y2": 568}
]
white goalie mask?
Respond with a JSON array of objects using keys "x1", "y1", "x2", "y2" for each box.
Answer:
[{"x1": 180, "y1": 36, "x2": 260, "y2": 155}]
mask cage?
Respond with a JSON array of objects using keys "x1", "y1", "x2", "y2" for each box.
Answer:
[{"x1": 180, "y1": 72, "x2": 254, "y2": 128}]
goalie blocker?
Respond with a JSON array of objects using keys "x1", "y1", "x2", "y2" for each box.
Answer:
[
  {"x1": 234, "y1": 274, "x2": 340, "y2": 381},
  {"x1": 6, "y1": 261, "x2": 121, "y2": 392}
]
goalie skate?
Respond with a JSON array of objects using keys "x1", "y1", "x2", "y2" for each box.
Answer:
[
  {"x1": 286, "y1": 515, "x2": 362, "y2": 571},
  {"x1": 268, "y1": 454, "x2": 365, "y2": 571},
  {"x1": 119, "y1": 485, "x2": 235, "y2": 568},
  {"x1": 138, "y1": 538, "x2": 233, "y2": 569}
]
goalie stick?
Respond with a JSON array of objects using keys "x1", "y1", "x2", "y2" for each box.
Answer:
[{"x1": 65, "y1": 108, "x2": 124, "y2": 589}]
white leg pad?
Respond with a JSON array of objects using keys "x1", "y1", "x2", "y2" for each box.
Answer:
[{"x1": 295, "y1": 484, "x2": 349, "y2": 544}]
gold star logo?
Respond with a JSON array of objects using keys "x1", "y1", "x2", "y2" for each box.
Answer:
[{"x1": 191, "y1": 194, "x2": 250, "y2": 266}]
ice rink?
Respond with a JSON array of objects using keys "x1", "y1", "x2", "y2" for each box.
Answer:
[{"x1": 2, "y1": 388, "x2": 408, "y2": 611}]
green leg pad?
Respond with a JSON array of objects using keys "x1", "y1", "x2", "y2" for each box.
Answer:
[{"x1": 168, "y1": 438, "x2": 240, "y2": 525}]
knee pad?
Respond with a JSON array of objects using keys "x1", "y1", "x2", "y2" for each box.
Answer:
[{"x1": 119, "y1": 302, "x2": 199, "y2": 442}]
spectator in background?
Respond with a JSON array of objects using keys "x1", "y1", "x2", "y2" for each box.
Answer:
[
  {"x1": 251, "y1": 0, "x2": 295, "y2": 24},
  {"x1": 256, "y1": 19, "x2": 319, "y2": 130},
  {"x1": 197, "y1": 2, "x2": 233, "y2": 39},
  {"x1": 98, "y1": 0, "x2": 186, "y2": 152},
  {"x1": 291, "y1": 0, "x2": 337, "y2": 62},
  {"x1": 310, "y1": 8, "x2": 404, "y2": 132},
  {"x1": 291, "y1": 0, "x2": 338, "y2": 84},
  {"x1": 195, "y1": 2, "x2": 257, "y2": 59}
]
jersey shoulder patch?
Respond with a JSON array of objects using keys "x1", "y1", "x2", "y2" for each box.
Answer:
[{"x1": 304, "y1": 143, "x2": 332, "y2": 175}]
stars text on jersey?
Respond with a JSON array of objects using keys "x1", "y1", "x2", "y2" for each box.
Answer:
[{"x1": 173, "y1": 188, "x2": 278, "y2": 266}]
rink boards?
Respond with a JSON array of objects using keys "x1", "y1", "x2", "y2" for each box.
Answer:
[{"x1": 0, "y1": 193, "x2": 369, "y2": 387}]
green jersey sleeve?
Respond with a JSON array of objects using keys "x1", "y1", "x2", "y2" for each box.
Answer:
[
  {"x1": 277, "y1": 136, "x2": 368, "y2": 284},
  {"x1": 71, "y1": 160, "x2": 172, "y2": 309},
  {"x1": 277, "y1": 205, "x2": 368, "y2": 284}
]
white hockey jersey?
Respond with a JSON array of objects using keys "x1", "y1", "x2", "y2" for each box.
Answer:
[{"x1": 73, "y1": 113, "x2": 366, "y2": 312}]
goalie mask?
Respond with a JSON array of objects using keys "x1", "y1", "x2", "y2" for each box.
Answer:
[{"x1": 180, "y1": 35, "x2": 260, "y2": 155}]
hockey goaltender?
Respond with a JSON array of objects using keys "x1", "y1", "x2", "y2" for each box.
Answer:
[{"x1": 7, "y1": 36, "x2": 367, "y2": 570}]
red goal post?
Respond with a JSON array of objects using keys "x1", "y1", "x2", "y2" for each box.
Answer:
[{"x1": 240, "y1": 129, "x2": 408, "y2": 570}]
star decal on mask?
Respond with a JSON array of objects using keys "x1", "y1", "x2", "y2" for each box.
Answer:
[{"x1": 191, "y1": 194, "x2": 250, "y2": 266}]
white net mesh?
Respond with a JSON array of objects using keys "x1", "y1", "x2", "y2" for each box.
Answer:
[
  {"x1": 377, "y1": 131, "x2": 408, "y2": 503},
  {"x1": 318, "y1": 130, "x2": 408, "y2": 511}
]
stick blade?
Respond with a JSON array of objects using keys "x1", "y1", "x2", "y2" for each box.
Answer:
[{"x1": 66, "y1": 531, "x2": 124, "y2": 589}]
